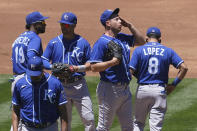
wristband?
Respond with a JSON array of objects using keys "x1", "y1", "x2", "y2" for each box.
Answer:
[
  {"x1": 77, "y1": 65, "x2": 86, "y2": 72},
  {"x1": 172, "y1": 77, "x2": 181, "y2": 86}
]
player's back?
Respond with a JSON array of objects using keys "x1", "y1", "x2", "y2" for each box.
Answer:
[
  {"x1": 132, "y1": 42, "x2": 181, "y2": 84},
  {"x1": 11, "y1": 31, "x2": 35, "y2": 74}
]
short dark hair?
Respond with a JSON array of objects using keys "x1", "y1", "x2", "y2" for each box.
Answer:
[
  {"x1": 147, "y1": 33, "x2": 161, "y2": 39},
  {"x1": 25, "y1": 24, "x2": 30, "y2": 30}
]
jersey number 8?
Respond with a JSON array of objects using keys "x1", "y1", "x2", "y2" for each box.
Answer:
[{"x1": 148, "y1": 57, "x2": 159, "y2": 74}]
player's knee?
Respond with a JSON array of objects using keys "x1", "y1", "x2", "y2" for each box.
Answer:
[
  {"x1": 134, "y1": 121, "x2": 145, "y2": 131},
  {"x1": 82, "y1": 112, "x2": 95, "y2": 126},
  {"x1": 96, "y1": 126, "x2": 109, "y2": 131},
  {"x1": 121, "y1": 125, "x2": 133, "y2": 131}
]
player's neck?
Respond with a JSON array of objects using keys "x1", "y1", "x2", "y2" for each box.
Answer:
[
  {"x1": 104, "y1": 30, "x2": 118, "y2": 38},
  {"x1": 148, "y1": 38, "x2": 159, "y2": 42},
  {"x1": 63, "y1": 33, "x2": 75, "y2": 40},
  {"x1": 30, "y1": 28, "x2": 39, "y2": 35}
]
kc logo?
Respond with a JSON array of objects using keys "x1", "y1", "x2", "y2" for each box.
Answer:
[
  {"x1": 71, "y1": 47, "x2": 83, "y2": 62},
  {"x1": 64, "y1": 14, "x2": 69, "y2": 20},
  {"x1": 44, "y1": 89, "x2": 56, "y2": 104}
]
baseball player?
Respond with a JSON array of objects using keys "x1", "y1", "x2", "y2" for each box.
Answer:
[
  {"x1": 129, "y1": 27, "x2": 188, "y2": 131},
  {"x1": 11, "y1": 11, "x2": 48, "y2": 93},
  {"x1": 42, "y1": 12, "x2": 95, "y2": 131},
  {"x1": 89, "y1": 8, "x2": 145, "y2": 131},
  {"x1": 12, "y1": 56, "x2": 68, "y2": 131},
  {"x1": 10, "y1": 11, "x2": 48, "y2": 131}
]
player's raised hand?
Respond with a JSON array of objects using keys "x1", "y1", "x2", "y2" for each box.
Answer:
[{"x1": 120, "y1": 17, "x2": 133, "y2": 28}]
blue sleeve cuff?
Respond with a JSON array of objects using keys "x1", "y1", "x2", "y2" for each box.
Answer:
[
  {"x1": 42, "y1": 58, "x2": 52, "y2": 70},
  {"x1": 172, "y1": 77, "x2": 181, "y2": 86}
]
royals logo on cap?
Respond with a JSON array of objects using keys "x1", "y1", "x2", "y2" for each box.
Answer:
[
  {"x1": 26, "y1": 56, "x2": 43, "y2": 76},
  {"x1": 59, "y1": 12, "x2": 77, "y2": 25},
  {"x1": 146, "y1": 27, "x2": 161, "y2": 37},
  {"x1": 64, "y1": 14, "x2": 69, "y2": 21}
]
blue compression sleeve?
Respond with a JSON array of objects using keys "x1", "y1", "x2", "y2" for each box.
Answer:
[
  {"x1": 172, "y1": 77, "x2": 181, "y2": 86},
  {"x1": 42, "y1": 59, "x2": 52, "y2": 70}
]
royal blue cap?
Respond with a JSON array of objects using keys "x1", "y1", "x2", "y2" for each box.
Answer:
[
  {"x1": 146, "y1": 27, "x2": 161, "y2": 37},
  {"x1": 100, "y1": 8, "x2": 120, "y2": 26},
  {"x1": 26, "y1": 56, "x2": 43, "y2": 76},
  {"x1": 58, "y1": 12, "x2": 77, "y2": 25},
  {"x1": 26, "y1": 11, "x2": 49, "y2": 25}
]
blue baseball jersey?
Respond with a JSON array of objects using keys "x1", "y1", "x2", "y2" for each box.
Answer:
[
  {"x1": 12, "y1": 31, "x2": 43, "y2": 74},
  {"x1": 129, "y1": 42, "x2": 184, "y2": 84},
  {"x1": 42, "y1": 34, "x2": 91, "y2": 76},
  {"x1": 89, "y1": 33, "x2": 135, "y2": 83},
  {"x1": 12, "y1": 73, "x2": 67, "y2": 124}
]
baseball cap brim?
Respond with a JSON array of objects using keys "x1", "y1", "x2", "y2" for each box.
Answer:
[
  {"x1": 40, "y1": 16, "x2": 49, "y2": 21},
  {"x1": 31, "y1": 16, "x2": 49, "y2": 24},
  {"x1": 58, "y1": 20, "x2": 74, "y2": 25},
  {"x1": 26, "y1": 69, "x2": 42, "y2": 76},
  {"x1": 110, "y1": 8, "x2": 120, "y2": 18}
]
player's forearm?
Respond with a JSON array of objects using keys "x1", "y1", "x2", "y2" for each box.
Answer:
[
  {"x1": 59, "y1": 104, "x2": 68, "y2": 131},
  {"x1": 91, "y1": 58, "x2": 119, "y2": 72},
  {"x1": 42, "y1": 58, "x2": 52, "y2": 70},
  {"x1": 177, "y1": 62, "x2": 188, "y2": 80},
  {"x1": 171, "y1": 62, "x2": 188, "y2": 86},
  {"x1": 128, "y1": 26, "x2": 145, "y2": 46},
  {"x1": 74, "y1": 63, "x2": 91, "y2": 72},
  {"x1": 12, "y1": 106, "x2": 20, "y2": 131},
  {"x1": 61, "y1": 118, "x2": 68, "y2": 131}
]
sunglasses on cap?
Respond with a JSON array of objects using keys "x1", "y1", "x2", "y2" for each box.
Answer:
[{"x1": 33, "y1": 21, "x2": 46, "y2": 25}]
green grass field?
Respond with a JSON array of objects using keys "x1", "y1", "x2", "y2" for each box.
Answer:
[{"x1": 0, "y1": 75, "x2": 197, "y2": 131}]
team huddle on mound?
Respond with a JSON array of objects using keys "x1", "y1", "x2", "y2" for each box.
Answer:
[{"x1": 11, "y1": 8, "x2": 188, "y2": 131}]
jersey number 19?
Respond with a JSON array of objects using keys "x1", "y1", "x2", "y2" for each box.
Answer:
[{"x1": 15, "y1": 46, "x2": 25, "y2": 63}]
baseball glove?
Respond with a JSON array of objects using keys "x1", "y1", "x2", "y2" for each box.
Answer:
[
  {"x1": 104, "y1": 40, "x2": 122, "y2": 61},
  {"x1": 51, "y1": 63, "x2": 75, "y2": 82}
]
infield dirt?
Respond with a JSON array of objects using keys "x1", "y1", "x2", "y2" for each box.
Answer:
[{"x1": 0, "y1": 0, "x2": 196, "y2": 77}]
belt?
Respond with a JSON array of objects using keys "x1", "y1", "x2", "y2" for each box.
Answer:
[
  {"x1": 66, "y1": 75, "x2": 83, "y2": 84},
  {"x1": 139, "y1": 83, "x2": 166, "y2": 87},
  {"x1": 21, "y1": 120, "x2": 55, "y2": 129},
  {"x1": 115, "y1": 82, "x2": 129, "y2": 86},
  {"x1": 107, "y1": 81, "x2": 129, "y2": 86}
]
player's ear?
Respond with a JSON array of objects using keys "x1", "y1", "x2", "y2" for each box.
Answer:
[
  {"x1": 145, "y1": 36, "x2": 149, "y2": 42},
  {"x1": 105, "y1": 20, "x2": 111, "y2": 27},
  {"x1": 73, "y1": 24, "x2": 76, "y2": 28},
  {"x1": 158, "y1": 38, "x2": 161, "y2": 43}
]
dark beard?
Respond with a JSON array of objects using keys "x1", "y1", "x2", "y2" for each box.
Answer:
[{"x1": 35, "y1": 26, "x2": 45, "y2": 33}]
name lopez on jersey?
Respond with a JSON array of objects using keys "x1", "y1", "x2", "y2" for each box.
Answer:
[{"x1": 143, "y1": 47, "x2": 164, "y2": 56}]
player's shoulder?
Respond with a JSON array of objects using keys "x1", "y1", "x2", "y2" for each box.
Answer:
[
  {"x1": 18, "y1": 31, "x2": 37, "y2": 40},
  {"x1": 47, "y1": 73, "x2": 61, "y2": 84},
  {"x1": 135, "y1": 44, "x2": 144, "y2": 50},
  {"x1": 48, "y1": 35, "x2": 62, "y2": 45},
  {"x1": 117, "y1": 32, "x2": 133, "y2": 39},
  {"x1": 117, "y1": 32, "x2": 131, "y2": 37},
  {"x1": 75, "y1": 35, "x2": 90, "y2": 46},
  {"x1": 159, "y1": 43, "x2": 175, "y2": 52},
  {"x1": 15, "y1": 76, "x2": 28, "y2": 88},
  {"x1": 28, "y1": 31, "x2": 40, "y2": 39},
  {"x1": 95, "y1": 34, "x2": 111, "y2": 45}
]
